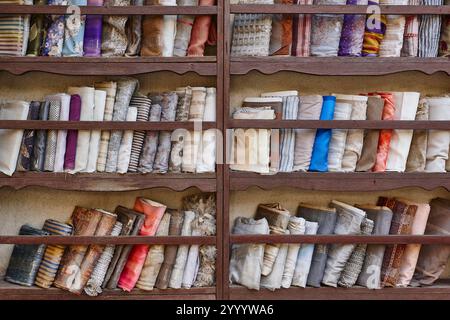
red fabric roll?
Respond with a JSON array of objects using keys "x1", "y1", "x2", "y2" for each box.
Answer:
[{"x1": 187, "y1": 0, "x2": 216, "y2": 56}]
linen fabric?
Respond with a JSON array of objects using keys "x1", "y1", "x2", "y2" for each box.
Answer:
[
  {"x1": 412, "y1": 198, "x2": 450, "y2": 286},
  {"x1": 379, "y1": 15, "x2": 406, "y2": 57},
  {"x1": 101, "y1": 0, "x2": 130, "y2": 56},
  {"x1": 401, "y1": 0, "x2": 419, "y2": 57},
  {"x1": 261, "y1": 231, "x2": 290, "y2": 291},
  {"x1": 128, "y1": 95, "x2": 151, "y2": 172},
  {"x1": 138, "y1": 97, "x2": 162, "y2": 173},
  {"x1": 64, "y1": 95, "x2": 81, "y2": 171},
  {"x1": 309, "y1": 95, "x2": 336, "y2": 172},
  {"x1": 43, "y1": 98, "x2": 61, "y2": 172},
  {"x1": 229, "y1": 217, "x2": 270, "y2": 290},
  {"x1": 327, "y1": 98, "x2": 352, "y2": 172},
  {"x1": 117, "y1": 106, "x2": 138, "y2": 173},
  {"x1": 418, "y1": 0, "x2": 443, "y2": 57},
  {"x1": 62, "y1": 0, "x2": 87, "y2": 57},
  {"x1": 356, "y1": 205, "x2": 393, "y2": 289},
  {"x1": 16, "y1": 101, "x2": 40, "y2": 172},
  {"x1": 52, "y1": 94, "x2": 71, "y2": 172},
  {"x1": 173, "y1": 0, "x2": 198, "y2": 57},
  {"x1": 188, "y1": 0, "x2": 215, "y2": 56},
  {"x1": 291, "y1": 221, "x2": 319, "y2": 287},
  {"x1": 322, "y1": 201, "x2": 366, "y2": 287},
  {"x1": 153, "y1": 130, "x2": 172, "y2": 173},
  {"x1": 338, "y1": 0, "x2": 368, "y2": 56},
  {"x1": 182, "y1": 222, "x2": 201, "y2": 289},
  {"x1": 26, "y1": 0, "x2": 46, "y2": 56},
  {"x1": 85, "y1": 90, "x2": 107, "y2": 172},
  {"x1": 196, "y1": 129, "x2": 217, "y2": 173},
  {"x1": 292, "y1": 0, "x2": 313, "y2": 56},
  {"x1": 296, "y1": 203, "x2": 337, "y2": 287},
  {"x1": 175, "y1": 86, "x2": 192, "y2": 121},
  {"x1": 161, "y1": 91, "x2": 178, "y2": 121},
  {"x1": 406, "y1": 99, "x2": 429, "y2": 172},
  {"x1": 281, "y1": 216, "x2": 306, "y2": 288},
  {"x1": 203, "y1": 87, "x2": 216, "y2": 121},
  {"x1": 31, "y1": 101, "x2": 49, "y2": 171},
  {"x1": 188, "y1": 87, "x2": 207, "y2": 120},
  {"x1": 83, "y1": 0, "x2": 104, "y2": 57},
  {"x1": 0, "y1": 100, "x2": 29, "y2": 176},
  {"x1": 125, "y1": 0, "x2": 143, "y2": 57},
  {"x1": 361, "y1": 0, "x2": 386, "y2": 56},
  {"x1": 269, "y1": 0, "x2": 293, "y2": 56}
]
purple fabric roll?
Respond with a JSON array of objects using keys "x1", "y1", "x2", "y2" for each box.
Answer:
[
  {"x1": 338, "y1": 0, "x2": 368, "y2": 56},
  {"x1": 83, "y1": 0, "x2": 104, "y2": 57},
  {"x1": 64, "y1": 95, "x2": 81, "y2": 171}
]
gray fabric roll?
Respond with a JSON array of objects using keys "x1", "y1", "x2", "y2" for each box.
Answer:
[
  {"x1": 175, "y1": 86, "x2": 192, "y2": 121},
  {"x1": 418, "y1": 0, "x2": 443, "y2": 57},
  {"x1": 173, "y1": 0, "x2": 198, "y2": 56},
  {"x1": 43, "y1": 99, "x2": 61, "y2": 172},
  {"x1": 260, "y1": 230, "x2": 290, "y2": 291},
  {"x1": 152, "y1": 131, "x2": 172, "y2": 173},
  {"x1": 291, "y1": 221, "x2": 319, "y2": 287},
  {"x1": 281, "y1": 216, "x2": 306, "y2": 288},
  {"x1": 138, "y1": 97, "x2": 162, "y2": 173},
  {"x1": 161, "y1": 92, "x2": 178, "y2": 121}
]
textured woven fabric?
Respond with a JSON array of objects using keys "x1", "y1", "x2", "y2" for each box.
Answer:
[
  {"x1": 0, "y1": 0, "x2": 30, "y2": 56},
  {"x1": 31, "y1": 101, "x2": 49, "y2": 171},
  {"x1": 128, "y1": 95, "x2": 151, "y2": 172},
  {"x1": 406, "y1": 99, "x2": 429, "y2": 172},
  {"x1": 173, "y1": 0, "x2": 198, "y2": 57},
  {"x1": 338, "y1": 0, "x2": 368, "y2": 56},
  {"x1": 292, "y1": 0, "x2": 313, "y2": 56},
  {"x1": 281, "y1": 216, "x2": 306, "y2": 288},
  {"x1": 101, "y1": 0, "x2": 130, "y2": 56},
  {"x1": 43, "y1": 98, "x2": 61, "y2": 172},
  {"x1": 379, "y1": 15, "x2": 406, "y2": 57},
  {"x1": 362, "y1": 0, "x2": 386, "y2": 56},
  {"x1": 62, "y1": 0, "x2": 87, "y2": 57},
  {"x1": 125, "y1": 0, "x2": 143, "y2": 57},
  {"x1": 418, "y1": 0, "x2": 443, "y2": 57},
  {"x1": 85, "y1": 90, "x2": 107, "y2": 172},
  {"x1": 188, "y1": 0, "x2": 215, "y2": 56},
  {"x1": 138, "y1": 97, "x2": 162, "y2": 173},
  {"x1": 52, "y1": 94, "x2": 71, "y2": 173},
  {"x1": 83, "y1": 0, "x2": 104, "y2": 57},
  {"x1": 64, "y1": 95, "x2": 81, "y2": 171},
  {"x1": 16, "y1": 101, "x2": 40, "y2": 172},
  {"x1": 117, "y1": 106, "x2": 138, "y2": 173},
  {"x1": 193, "y1": 245, "x2": 216, "y2": 287},
  {"x1": 160, "y1": 91, "x2": 178, "y2": 121},
  {"x1": 188, "y1": 87, "x2": 207, "y2": 120},
  {"x1": 401, "y1": 0, "x2": 419, "y2": 57},
  {"x1": 291, "y1": 221, "x2": 319, "y2": 287},
  {"x1": 175, "y1": 86, "x2": 192, "y2": 121}
]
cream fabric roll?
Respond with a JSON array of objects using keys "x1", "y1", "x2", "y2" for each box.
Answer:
[
  {"x1": 203, "y1": 87, "x2": 216, "y2": 121},
  {"x1": 425, "y1": 97, "x2": 450, "y2": 172},
  {"x1": 182, "y1": 130, "x2": 202, "y2": 173},
  {"x1": 85, "y1": 90, "x2": 107, "y2": 173},
  {"x1": 0, "y1": 100, "x2": 29, "y2": 176},
  {"x1": 291, "y1": 221, "x2": 319, "y2": 287},
  {"x1": 260, "y1": 230, "x2": 290, "y2": 291},
  {"x1": 379, "y1": 15, "x2": 406, "y2": 57},
  {"x1": 50, "y1": 93, "x2": 71, "y2": 173},
  {"x1": 182, "y1": 221, "x2": 201, "y2": 289},
  {"x1": 117, "y1": 107, "x2": 138, "y2": 174},
  {"x1": 281, "y1": 216, "x2": 306, "y2": 288},
  {"x1": 161, "y1": 0, "x2": 177, "y2": 56},
  {"x1": 67, "y1": 86, "x2": 95, "y2": 173},
  {"x1": 386, "y1": 92, "x2": 420, "y2": 172},
  {"x1": 328, "y1": 97, "x2": 352, "y2": 172},
  {"x1": 196, "y1": 129, "x2": 217, "y2": 173},
  {"x1": 189, "y1": 87, "x2": 207, "y2": 120}
]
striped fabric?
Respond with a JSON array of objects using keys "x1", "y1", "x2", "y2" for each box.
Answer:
[
  {"x1": 0, "y1": 13, "x2": 30, "y2": 56},
  {"x1": 292, "y1": 0, "x2": 313, "y2": 57},
  {"x1": 379, "y1": 15, "x2": 406, "y2": 57},
  {"x1": 418, "y1": 0, "x2": 443, "y2": 58},
  {"x1": 401, "y1": 0, "x2": 419, "y2": 57},
  {"x1": 361, "y1": 0, "x2": 387, "y2": 56},
  {"x1": 128, "y1": 95, "x2": 152, "y2": 172}
]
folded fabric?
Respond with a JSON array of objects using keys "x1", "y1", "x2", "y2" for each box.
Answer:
[
  {"x1": 43, "y1": 98, "x2": 61, "y2": 172},
  {"x1": 0, "y1": 100, "x2": 29, "y2": 176},
  {"x1": 117, "y1": 106, "x2": 138, "y2": 174},
  {"x1": 26, "y1": 0, "x2": 46, "y2": 56},
  {"x1": 281, "y1": 216, "x2": 306, "y2": 288},
  {"x1": 309, "y1": 95, "x2": 336, "y2": 172},
  {"x1": 261, "y1": 230, "x2": 290, "y2": 291},
  {"x1": 105, "y1": 78, "x2": 138, "y2": 173},
  {"x1": 406, "y1": 99, "x2": 429, "y2": 172},
  {"x1": 125, "y1": 0, "x2": 143, "y2": 57},
  {"x1": 16, "y1": 101, "x2": 40, "y2": 172},
  {"x1": 64, "y1": 95, "x2": 81, "y2": 171},
  {"x1": 62, "y1": 0, "x2": 87, "y2": 57},
  {"x1": 361, "y1": 0, "x2": 386, "y2": 56},
  {"x1": 138, "y1": 97, "x2": 162, "y2": 173},
  {"x1": 356, "y1": 96, "x2": 385, "y2": 172},
  {"x1": 229, "y1": 217, "x2": 270, "y2": 290},
  {"x1": 188, "y1": 0, "x2": 215, "y2": 56},
  {"x1": 401, "y1": 0, "x2": 419, "y2": 57},
  {"x1": 49, "y1": 94, "x2": 71, "y2": 173},
  {"x1": 83, "y1": 0, "x2": 104, "y2": 57},
  {"x1": 425, "y1": 97, "x2": 450, "y2": 172},
  {"x1": 418, "y1": 0, "x2": 443, "y2": 57},
  {"x1": 269, "y1": 0, "x2": 293, "y2": 56},
  {"x1": 327, "y1": 98, "x2": 352, "y2": 172},
  {"x1": 322, "y1": 201, "x2": 366, "y2": 287},
  {"x1": 128, "y1": 95, "x2": 151, "y2": 172},
  {"x1": 395, "y1": 199, "x2": 430, "y2": 287},
  {"x1": 338, "y1": 217, "x2": 374, "y2": 288},
  {"x1": 101, "y1": 0, "x2": 130, "y2": 56},
  {"x1": 338, "y1": 0, "x2": 368, "y2": 56},
  {"x1": 385, "y1": 92, "x2": 420, "y2": 172},
  {"x1": 188, "y1": 87, "x2": 207, "y2": 120},
  {"x1": 136, "y1": 212, "x2": 171, "y2": 290},
  {"x1": 118, "y1": 198, "x2": 166, "y2": 291},
  {"x1": 175, "y1": 86, "x2": 192, "y2": 121},
  {"x1": 94, "y1": 81, "x2": 117, "y2": 172},
  {"x1": 240, "y1": 97, "x2": 282, "y2": 118},
  {"x1": 356, "y1": 205, "x2": 393, "y2": 289},
  {"x1": 5, "y1": 225, "x2": 48, "y2": 286},
  {"x1": 291, "y1": 220, "x2": 318, "y2": 287},
  {"x1": 292, "y1": 0, "x2": 313, "y2": 56},
  {"x1": 439, "y1": 15, "x2": 450, "y2": 57},
  {"x1": 153, "y1": 130, "x2": 172, "y2": 173},
  {"x1": 173, "y1": 0, "x2": 197, "y2": 57},
  {"x1": 296, "y1": 203, "x2": 337, "y2": 287},
  {"x1": 412, "y1": 198, "x2": 450, "y2": 286},
  {"x1": 379, "y1": 15, "x2": 406, "y2": 57}
]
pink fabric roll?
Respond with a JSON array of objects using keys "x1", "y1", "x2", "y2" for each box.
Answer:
[{"x1": 187, "y1": 0, "x2": 215, "y2": 56}]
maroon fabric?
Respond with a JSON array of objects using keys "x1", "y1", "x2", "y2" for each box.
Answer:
[{"x1": 64, "y1": 94, "x2": 81, "y2": 170}]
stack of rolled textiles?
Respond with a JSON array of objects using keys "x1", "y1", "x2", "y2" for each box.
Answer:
[
  {"x1": 0, "y1": 80, "x2": 217, "y2": 176},
  {"x1": 230, "y1": 0, "x2": 450, "y2": 58},
  {"x1": 3, "y1": 0, "x2": 218, "y2": 57},
  {"x1": 4, "y1": 192, "x2": 217, "y2": 295},
  {"x1": 230, "y1": 195, "x2": 450, "y2": 290},
  {"x1": 229, "y1": 91, "x2": 450, "y2": 174}
]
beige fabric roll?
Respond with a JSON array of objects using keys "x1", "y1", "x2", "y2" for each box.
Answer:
[
  {"x1": 405, "y1": 99, "x2": 429, "y2": 172},
  {"x1": 379, "y1": 15, "x2": 406, "y2": 57},
  {"x1": 117, "y1": 107, "x2": 138, "y2": 174},
  {"x1": 85, "y1": 90, "x2": 106, "y2": 173},
  {"x1": 188, "y1": 87, "x2": 207, "y2": 120},
  {"x1": 182, "y1": 130, "x2": 202, "y2": 173},
  {"x1": 328, "y1": 97, "x2": 352, "y2": 172}
]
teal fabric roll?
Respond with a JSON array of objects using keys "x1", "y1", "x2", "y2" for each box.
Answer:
[{"x1": 62, "y1": 0, "x2": 87, "y2": 56}]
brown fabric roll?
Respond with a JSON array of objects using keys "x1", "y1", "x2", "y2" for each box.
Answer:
[
  {"x1": 269, "y1": 0, "x2": 293, "y2": 56},
  {"x1": 125, "y1": 0, "x2": 143, "y2": 57},
  {"x1": 53, "y1": 207, "x2": 103, "y2": 291},
  {"x1": 356, "y1": 96, "x2": 385, "y2": 172},
  {"x1": 102, "y1": 206, "x2": 145, "y2": 289},
  {"x1": 140, "y1": 0, "x2": 164, "y2": 56},
  {"x1": 155, "y1": 209, "x2": 184, "y2": 289},
  {"x1": 377, "y1": 197, "x2": 417, "y2": 287},
  {"x1": 406, "y1": 99, "x2": 429, "y2": 172}
]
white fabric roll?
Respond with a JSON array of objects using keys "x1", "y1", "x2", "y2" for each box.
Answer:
[
  {"x1": 281, "y1": 216, "x2": 306, "y2": 288},
  {"x1": 203, "y1": 87, "x2": 216, "y2": 121},
  {"x1": 161, "y1": 0, "x2": 177, "y2": 56},
  {"x1": 196, "y1": 129, "x2": 217, "y2": 173},
  {"x1": 51, "y1": 93, "x2": 71, "y2": 173},
  {"x1": 260, "y1": 230, "x2": 290, "y2": 291},
  {"x1": 328, "y1": 97, "x2": 352, "y2": 172},
  {"x1": 182, "y1": 225, "x2": 201, "y2": 289},
  {"x1": 291, "y1": 221, "x2": 319, "y2": 287},
  {"x1": 85, "y1": 90, "x2": 107, "y2": 172},
  {"x1": 117, "y1": 107, "x2": 138, "y2": 174}
]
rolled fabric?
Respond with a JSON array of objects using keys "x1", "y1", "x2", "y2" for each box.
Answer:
[
  {"x1": 188, "y1": 0, "x2": 215, "y2": 56},
  {"x1": 62, "y1": 0, "x2": 87, "y2": 57},
  {"x1": 281, "y1": 216, "x2": 306, "y2": 288},
  {"x1": 291, "y1": 221, "x2": 319, "y2": 287},
  {"x1": 193, "y1": 245, "x2": 217, "y2": 287},
  {"x1": 136, "y1": 212, "x2": 171, "y2": 291},
  {"x1": 395, "y1": 199, "x2": 430, "y2": 287},
  {"x1": 161, "y1": 0, "x2": 177, "y2": 57},
  {"x1": 355, "y1": 205, "x2": 393, "y2": 289},
  {"x1": 401, "y1": 0, "x2": 419, "y2": 57},
  {"x1": 291, "y1": 0, "x2": 313, "y2": 56},
  {"x1": 196, "y1": 129, "x2": 217, "y2": 173},
  {"x1": 51, "y1": 94, "x2": 71, "y2": 173},
  {"x1": 84, "y1": 221, "x2": 123, "y2": 296},
  {"x1": 103, "y1": 206, "x2": 145, "y2": 289},
  {"x1": 203, "y1": 87, "x2": 216, "y2": 121},
  {"x1": 117, "y1": 106, "x2": 138, "y2": 173},
  {"x1": 411, "y1": 198, "x2": 450, "y2": 286},
  {"x1": 31, "y1": 101, "x2": 49, "y2": 172},
  {"x1": 379, "y1": 15, "x2": 406, "y2": 57},
  {"x1": 385, "y1": 92, "x2": 420, "y2": 172},
  {"x1": 156, "y1": 209, "x2": 184, "y2": 289},
  {"x1": 327, "y1": 98, "x2": 352, "y2": 172},
  {"x1": 153, "y1": 131, "x2": 172, "y2": 173},
  {"x1": 16, "y1": 101, "x2": 40, "y2": 172},
  {"x1": 256, "y1": 203, "x2": 291, "y2": 276},
  {"x1": 338, "y1": 0, "x2": 368, "y2": 56},
  {"x1": 239, "y1": 97, "x2": 282, "y2": 119},
  {"x1": 261, "y1": 230, "x2": 290, "y2": 291},
  {"x1": 54, "y1": 207, "x2": 103, "y2": 291},
  {"x1": 188, "y1": 87, "x2": 207, "y2": 120},
  {"x1": 101, "y1": 0, "x2": 131, "y2": 56},
  {"x1": 338, "y1": 217, "x2": 374, "y2": 288},
  {"x1": 64, "y1": 95, "x2": 81, "y2": 171},
  {"x1": 341, "y1": 95, "x2": 368, "y2": 172},
  {"x1": 355, "y1": 96, "x2": 384, "y2": 172},
  {"x1": 85, "y1": 90, "x2": 107, "y2": 172},
  {"x1": 175, "y1": 86, "x2": 192, "y2": 121},
  {"x1": 439, "y1": 15, "x2": 450, "y2": 57},
  {"x1": 310, "y1": 0, "x2": 345, "y2": 57},
  {"x1": 169, "y1": 210, "x2": 196, "y2": 288},
  {"x1": 42, "y1": 0, "x2": 65, "y2": 57},
  {"x1": 43, "y1": 98, "x2": 61, "y2": 172},
  {"x1": 377, "y1": 197, "x2": 417, "y2": 287},
  {"x1": 5, "y1": 225, "x2": 49, "y2": 286},
  {"x1": 94, "y1": 81, "x2": 117, "y2": 172},
  {"x1": 229, "y1": 217, "x2": 270, "y2": 290},
  {"x1": 309, "y1": 95, "x2": 336, "y2": 172},
  {"x1": 26, "y1": 0, "x2": 47, "y2": 56},
  {"x1": 322, "y1": 200, "x2": 366, "y2": 287},
  {"x1": 160, "y1": 91, "x2": 178, "y2": 121},
  {"x1": 118, "y1": 198, "x2": 166, "y2": 291},
  {"x1": 268, "y1": 0, "x2": 293, "y2": 56},
  {"x1": 173, "y1": 0, "x2": 198, "y2": 57},
  {"x1": 83, "y1": 0, "x2": 104, "y2": 57},
  {"x1": 138, "y1": 97, "x2": 162, "y2": 173},
  {"x1": 0, "y1": 100, "x2": 29, "y2": 176},
  {"x1": 425, "y1": 97, "x2": 450, "y2": 172},
  {"x1": 371, "y1": 92, "x2": 395, "y2": 172},
  {"x1": 406, "y1": 99, "x2": 429, "y2": 172},
  {"x1": 296, "y1": 203, "x2": 337, "y2": 287},
  {"x1": 125, "y1": 0, "x2": 143, "y2": 57},
  {"x1": 169, "y1": 129, "x2": 185, "y2": 173},
  {"x1": 361, "y1": 0, "x2": 387, "y2": 56},
  {"x1": 105, "y1": 78, "x2": 138, "y2": 173},
  {"x1": 182, "y1": 130, "x2": 202, "y2": 173},
  {"x1": 182, "y1": 221, "x2": 201, "y2": 289},
  {"x1": 128, "y1": 95, "x2": 151, "y2": 172},
  {"x1": 418, "y1": 0, "x2": 443, "y2": 57},
  {"x1": 293, "y1": 95, "x2": 323, "y2": 171},
  {"x1": 35, "y1": 220, "x2": 73, "y2": 289}
]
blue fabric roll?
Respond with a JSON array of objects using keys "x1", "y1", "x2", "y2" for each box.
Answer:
[
  {"x1": 62, "y1": 0, "x2": 88, "y2": 57},
  {"x1": 309, "y1": 96, "x2": 336, "y2": 172}
]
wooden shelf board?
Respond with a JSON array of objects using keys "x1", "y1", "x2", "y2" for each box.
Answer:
[
  {"x1": 0, "y1": 172, "x2": 217, "y2": 192},
  {"x1": 229, "y1": 172, "x2": 450, "y2": 192}
]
